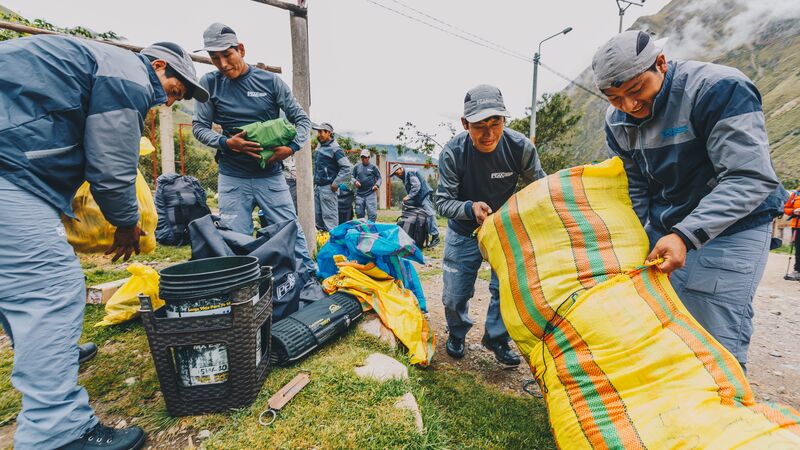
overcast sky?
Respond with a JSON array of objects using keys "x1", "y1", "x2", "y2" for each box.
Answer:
[{"x1": 4, "y1": 0, "x2": 670, "y2": 144}]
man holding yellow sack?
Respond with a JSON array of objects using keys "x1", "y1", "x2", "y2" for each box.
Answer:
[
  {"x1": 0, "y1": 36, "x2": 207, "y2": 450},
  {"x1": 593, "y1": 31, "x2": 787, "y2": 371}
]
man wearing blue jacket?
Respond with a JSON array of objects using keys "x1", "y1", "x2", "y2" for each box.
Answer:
[
  {"x1": 192, "y1": 23, "x2": 315, "y2": 273},
  {"x1": 390, "y1": 163, "x2": 441, "y2": 245},
  {"x1": 435, "y1": 84, "x2": 546, "y2": 366},
  {"x1": 0, "y1": 35, "x2": 208, "y2": 450},
  {"x1": 352, "y1": 149, "x2": 381, "y2": 222},
  {"x1": 593, "y1": 31, "x2": 787, "y2": 370},
  {"x1": 313, "y1": 122, "x2": 352, "y2": 231}
]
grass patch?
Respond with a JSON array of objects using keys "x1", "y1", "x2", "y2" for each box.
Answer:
[
  {"x1": 419, "y1": 268, "x2": 443, "y2": 281},
  {"x1": 478, "y1": 267, "x2": 492, "y2": 282},
  {"x1": 771, "y1": 244, "x2": 794, "y2": 255}
]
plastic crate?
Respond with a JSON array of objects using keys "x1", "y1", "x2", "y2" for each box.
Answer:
[{"x1": 138, "y1": 278, "x2": 272, "y2": 417}]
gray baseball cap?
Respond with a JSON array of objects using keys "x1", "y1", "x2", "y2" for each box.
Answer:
[
  {"x1": 359, "y1": 148, "x2": 371, "y2": 158},
  {"x1": 141, "y1": 42, "x2": 209, "y2": 102},
  {"x1": 463, "y1": 84, "x2": 510, "y2": 123},
  {"x1": 196, "y1": 22, "x2": 240, "y2": 53},
  {"x1": 312, "y1": 122, "x2": 334, "y2": 133},
  {"x1": 592, "y1": 30, "x2": 666, "y2": 91}
]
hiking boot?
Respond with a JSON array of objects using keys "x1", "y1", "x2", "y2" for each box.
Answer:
[
  {"x1": 79, "y1": 342, "x2": 98, "y2": 364},
  {"x1": 58, "y1": 422, "x2": 146, "y2": 450},
  {"x1": 786, "y1": 271, "x2": 800, "y2": 281},
  {"x1": 428, "y1": 235, "x2": 441, "y2": 248},
  {"x1": 482, "y1": 335, "x2": 521, "y2": 367},
  {"x1": 445, "y1": 336, "x2": 465, "y2": 359}
]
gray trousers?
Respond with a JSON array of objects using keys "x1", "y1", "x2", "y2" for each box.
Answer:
[
  {"x1": 441, "y1": 230, "x2": 509, "y2": 342},
  {"x1": 668, "y1": 223, "x2": 771, "y2": 365},
  {"x1": 315, "y1": 185, "x2": 339, "y2": 232},
  {"x1": 0, "y1": 177, "x2": 97, "y2": 449},
  {"x1": 354, "y1": 192, "x2": 378, "y2": 222},
  {"x1": 218, "y1": 173, "x2": 315, "y2": 273},
  {"x1": 422, "y1": 197, "x2": 440, "y2": 237}
]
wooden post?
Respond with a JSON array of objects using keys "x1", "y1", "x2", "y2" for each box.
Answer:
[
  {"x1": 290, "y1": 1, "x2": 315, "y2": 253},
  {"x1": 159, "y1": 106, "x2": 175, "y2": 174},
  {"x1": 376, "y1": 152, "x2": 388, "y2": 209}
]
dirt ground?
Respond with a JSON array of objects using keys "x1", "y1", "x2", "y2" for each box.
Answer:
[{"x1": 420, "y1": 251, "x2": 800, "y2": 410}]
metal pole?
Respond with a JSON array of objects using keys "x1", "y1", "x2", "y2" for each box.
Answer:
[
  {"x1": 530, "y1": 52, "x2": 540, "y2": 144},
  {"x1": 290, "y1": 2, "x2": 316, "y2": 254},
  {"x1": 619, "y1": 10, "x2": 624, "y2": 33}
]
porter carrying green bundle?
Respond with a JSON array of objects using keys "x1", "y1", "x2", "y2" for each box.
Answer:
[{"x1": 238, "y1": 118, "x2": 297, "y2": 168}]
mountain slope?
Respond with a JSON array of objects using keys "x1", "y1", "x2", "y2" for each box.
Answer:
[{"x1": 563, "y1": 0, "x2": 800, "y2": 183}]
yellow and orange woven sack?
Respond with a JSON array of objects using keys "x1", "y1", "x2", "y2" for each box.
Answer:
[{"x1": 478, "y1": 157, "x2": 800, "y2": 449}]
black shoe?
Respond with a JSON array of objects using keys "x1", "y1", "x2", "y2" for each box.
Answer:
[
  {"x1": 428, "y1": 235, "x2": 441, "y2": 248},
  {"x1": 482, "y1": 335, "x2": 521, "y2": 366},
  {"x1": 78, "y1": 343, "x2": 98, "y2": 364},
  {"x1": 58, "y1": 423, "x2": 146, "y2": 450},
  {"x1": 445, "y1": 335, "x2": 465, "y2": 359}
]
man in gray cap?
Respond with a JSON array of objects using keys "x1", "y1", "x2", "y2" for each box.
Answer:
[
  {"x1": 192, "y1": 22, "x2": 315, "y2": 274},
  {"x1": 593, "y1": 30, "x2": 787, "y2": 371},
  {"x1": 312, "y1": 122, "x2": 352, "y2": 231},
  {"x1": 389, "y1": 163, "x2": 440, "y2": 244},
  {"x1": 352, "y1": 148, "x2": 382, "y2": 222},
  {"x1": 0, "y1": 34, "x2": 206, "y2": 449},
  {"x1": 435, "y1": 84, "x2": 546, "y2": 366}
]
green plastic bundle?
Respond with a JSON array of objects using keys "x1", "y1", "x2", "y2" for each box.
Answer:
[{"x1": 238, "y1": 118, "x2": 297, "y2": 168}]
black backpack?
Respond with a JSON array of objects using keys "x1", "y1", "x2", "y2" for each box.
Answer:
[
  {"x1": 155, "y1": 174, "x2": 212, "y2": 246},
  {"x1": 397, "y1": 205, "x2": 429, "y2": 250},
  {"x1": 338, "y1": 189, "x2": 355, "y2": 224}
]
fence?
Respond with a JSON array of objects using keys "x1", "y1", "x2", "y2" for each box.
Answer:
[{"x1": 140, "y1": 111, "x2": 219, "y2": 194}]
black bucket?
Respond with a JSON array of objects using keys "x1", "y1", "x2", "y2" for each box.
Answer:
[{"x1": 157, "y1": 256, "x2": 270, "y2": 387}]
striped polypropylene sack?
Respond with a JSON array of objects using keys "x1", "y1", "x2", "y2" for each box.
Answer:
[{"x1": 477, "y1": 157, "x2": 800, "y2": 449}]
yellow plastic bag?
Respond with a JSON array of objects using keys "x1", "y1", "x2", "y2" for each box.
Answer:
[
  {"x1": 478, "y1": 157, "x2": 800, "y2": 449},
  {"x1": 63, "y1": 137, "x2": 158, "y2": 253},
  {"x1": 322, "y1": 255, "x2": 435, "y2": 366},
  {"x1": 95, "y1": 263, "x2": 163, "y2": 327},
  {"x1": 63, "y1": 170, "x2": 157, "y2": 253}
]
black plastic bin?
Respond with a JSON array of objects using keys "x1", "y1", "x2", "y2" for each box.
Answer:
[{"x1": 139, "y1": 258, "x2": 273, "y2": 417}]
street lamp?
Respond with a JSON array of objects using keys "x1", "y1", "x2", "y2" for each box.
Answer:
[
  {"x1": 530, "y1": 26, "x2": 572, "y2": 144},
  {"x1": 616, "y1": 0, "x2": 645, "y2": 33}
]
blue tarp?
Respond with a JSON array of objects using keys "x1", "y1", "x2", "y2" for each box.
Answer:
[{"x1": 317, "y1": 220, "x2": 428, "y2": 312}]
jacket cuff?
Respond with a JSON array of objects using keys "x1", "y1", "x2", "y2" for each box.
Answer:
[
  {"x1": 671, "y1": 225, "x2": 701, "y2": 250},
  {"x1": 288, "y1": 142, "x2": 301, "y2": 153},
  {"x1": 464, "y1": 201, "x2": 475, "y2": 220},
  {"x1": 219, "y1": 136, "x2": 230, "y2": 151}
]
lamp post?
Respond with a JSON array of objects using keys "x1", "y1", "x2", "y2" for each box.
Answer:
[
  {"x1": 616, "y1": 0, "x2": 645, "y2": 33},
  {"x1": 530, "y1": 27, "x2": 572, "y2": 144}
]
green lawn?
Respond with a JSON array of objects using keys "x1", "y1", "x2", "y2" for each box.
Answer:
[{"x1": 0, "y1": 242, "x2": 555, "y2": 449}]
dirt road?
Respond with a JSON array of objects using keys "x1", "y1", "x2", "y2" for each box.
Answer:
[{"x1": 421, "y1": 251, "x2": 800, "y2": 409}]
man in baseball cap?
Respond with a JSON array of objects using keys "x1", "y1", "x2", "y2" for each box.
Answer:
[
  {"x1": 435, "y1": 84, "x2": 546, "y2": 366},
  {"x1": 0, "y1": 34, "x2": 206, "y2": 449},
  {"x1": 192, "y1": 22, "x2": 316, "y2": 274},
  {"x1": 593, "y1": 30, "x2": 787, "y2": 371},
  {"x1": 352, "y1": 149, "x2": 381, "y2": 222},
  {"x1": 311, "y1": 122, "x2": 352, "y2": 231}
]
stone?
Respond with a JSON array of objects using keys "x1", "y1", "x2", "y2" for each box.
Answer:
[
  {"x1": 358, "y1": 317, "x2": 397, "y2": 350},
  {"x1": 773, "y1": 371, "x2": 784, "y2": 377},
  {"x1": 468, "y1": 343, "x2": 481, "y2": 352},
  {"x1": 355, "y1": 353, "x2": 408, "y2": 382},
  {"x1": 769, "y1": 294, "x2": 779, "y2": 299},
  {"x1": 115, "y1": 420, "x2": 127, "y2": 429},
  {"x1": 124, "y1": 377, "x2": 136, "y2": 386},
  {"x1": 769, "y1": 351, "x2": 783, "y2": 358},
  {"x1": 197, "y1": 430, "x2": 212, "y2": 439},
  {"x1": 394, "y1": 393, "x2": 424, "y2": 433},
  {"x1": 777, "y1": 386, "x2": 787, "y2": 394}
]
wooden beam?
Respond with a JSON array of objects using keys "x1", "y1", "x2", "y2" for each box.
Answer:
[
  {"x1": 0, "y1": 20, "x2": 282, "y2": 73},
  {"x1": 250, "y1": 0, "x2": 307, "y2": 16}
]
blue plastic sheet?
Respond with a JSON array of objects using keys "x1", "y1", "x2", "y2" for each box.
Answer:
[{"x1": 317, "y1": 220, "x2": 427, "y2": 312}]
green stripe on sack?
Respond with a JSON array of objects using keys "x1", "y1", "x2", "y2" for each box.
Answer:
[
  {"x1": 498, "y1": 206, "x2": 548, "y2": 332},
  {"x1": 640, "y1": 271, "x2": 748, "y2": 403},
  {"x1": 551, "y1": 326, "x2": 625, "y2": 448},
  {"x1": 559, "y1": 170, "x2": 608, "y2": 283}
]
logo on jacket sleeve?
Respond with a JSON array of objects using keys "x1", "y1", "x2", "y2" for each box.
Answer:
[{"x1": 661, "y1": 125, "x2": 689, "y2": 139}]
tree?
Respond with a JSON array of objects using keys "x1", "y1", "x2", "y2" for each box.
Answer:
[
  {"x1": 396, "y1": 121, "x2": 457, "y2": 164},
  {"x1": 508, "y1": 93, "x2": 582, "y2": 174},
  {"x1": 0, "y1": 11, "x2": 121, "y2": 42}
]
